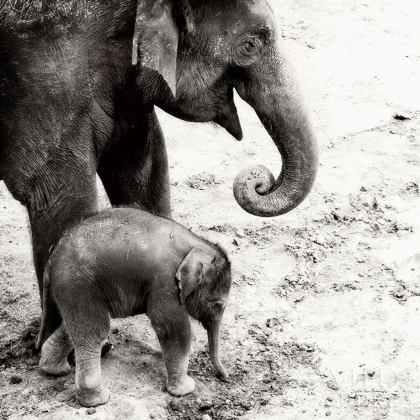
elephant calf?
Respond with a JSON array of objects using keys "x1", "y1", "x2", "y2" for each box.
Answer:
[{"x1": 36, "y1": 207, "x2": 231, "y2": 407}]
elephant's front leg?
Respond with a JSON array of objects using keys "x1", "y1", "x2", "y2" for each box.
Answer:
[
  {"x1": 39, "y1": 325, "x2": 73, "y2": 376},
  {"x1": 98, "y1": 111, "x2": 171, "y2": 217},
  {"x1": 149, "y1": 300, "x2": 195, "y2": 396}
]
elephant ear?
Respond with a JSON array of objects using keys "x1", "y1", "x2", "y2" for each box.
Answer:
[
  {"x1": 132, "y1": 0, "x2": 178, "y2": 96},
  {"x1": 175, "y1": 247, "x2": 214, "y2": 305}
]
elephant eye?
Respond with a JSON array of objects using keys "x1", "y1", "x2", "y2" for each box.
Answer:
[
  {"x1": 238, "y1": 36, "x2": 264, "y2": 57},
  {"x1": 212, "y1": 301, "x2": 224, "y2": 311}
]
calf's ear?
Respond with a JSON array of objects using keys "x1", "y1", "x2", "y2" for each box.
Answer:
[
  {"x1": 175, "y1": 247, "x2": 214, "y2": 304},
  {"x1": 132, "y1": 0, "x2": 178, "y2": 96}
]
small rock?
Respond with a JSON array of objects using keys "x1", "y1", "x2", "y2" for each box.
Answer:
[
  {"x1": 112, "y1": 328, "x2": 119, "y2": 334},
  {"x1": 312, "y1": 215, "x2": 325, "y2": 223},
  {"x1": 266, "y1": 318, "x2": 280, "y2": 328},
  {"x1": 367, "y1": 370, "x2": 376, "y2": 378},
  {"x1": 169, "y1": 400, "x2": 184, "y2": 412},
  {"x1": 393, "y1": 112, "x2": 411, "y2": 120},
  {"x1": 306, "y1": 41, "x2": 316, "y2": 49},
  {"x1": 10, "y1": 375, "x2": 22, "y2": 384},
  {"x1": 241, "y1": 401, "x2": 254, "y2": 410},
  {"x1": 198, "y1": 400, "x2": 214, "y2": 410},
  {"x1": 393, "y1": 286, "x2": 406, "y2": 299},
  {"x1": 202, "y1": 415, "x2": 212, "y2": 420},
  {"x1": 300, "y1": 343, "x2": 314, "y2": 352},
  {"x1": 390, "y1": 128, "x2": 403, "y2": 135},
  {"x1": 294, "y1": 294, "x2": 305, "y2": 303},
  {"x1": 326, "y1": 380, "x2": 339, "y2": 391},
  {"x1": 86, "y1": 408, "x2": 96, "y2": 415},
  {"x1": 57, "y1": 390, "x2": 74, "y2": 402},
  {"x1": 348, "y1": 392, "x2": 357, "y2": 399}
]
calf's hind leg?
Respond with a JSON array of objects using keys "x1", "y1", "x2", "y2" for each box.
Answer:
[
  {"x1": 39, "y1": 325, "x2": 73, "y2": 376},
  {"x1": 61, "y1": 302, "x2": 111, "y2": 407}
]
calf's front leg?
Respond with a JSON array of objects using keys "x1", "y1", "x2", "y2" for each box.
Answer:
[{"x1": 149, "y1": 299, "x2": 195, "y2": 396}]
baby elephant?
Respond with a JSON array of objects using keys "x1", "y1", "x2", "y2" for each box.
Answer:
[{"x1": 36, "y1": 207, "x2": 231, "y2": 407}]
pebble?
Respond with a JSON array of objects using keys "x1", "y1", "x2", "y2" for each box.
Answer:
[
  {"x1": 202, "y1": 415, "x2": 212, "y2": 420},
  {"x1": 327, "y1": 380, "x2": 339, "y2": 391},
  {"x1": 86, "y1": 408, "x2": 96, "y2": 415},
  {"x1": 10, "y1": 375, "x2": 22, "y2": 384},
  {"x1": 169, "y1": 400, "x2": 184, "y2": 412},
  {"x1": 393, "y1": 112, "x2": 411, "y2": 120},
  {"x1": 312, "y1": 214, "x2": 325, "y2": 222},
  {"x1": 198, "y1": 400, "x2": 214, "y2": 410},
  {"x1": 266, "y1": 318, "x2": 280, "y2": 328},
  {"x1": 241, "y1": 401, "x2": 254, "y2": 410},
  {"x1": 393, "y1": 287, "x2": 406, "y2": 299}
]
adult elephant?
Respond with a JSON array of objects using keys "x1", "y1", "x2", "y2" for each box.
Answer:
[{"x1": 0, "y1": 0, "x2": 318, "y2": 338}]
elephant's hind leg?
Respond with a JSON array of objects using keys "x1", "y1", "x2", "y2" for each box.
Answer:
[
  {"x1": 75, "y1": 344, "x2": 110, "y2": 407},
  {"x1": 98, "y1": 112, "x2": 171, "y2": 217},
  {"x1": 39, "y1": 325, "x2": 73, "y2": 376},
  {"x1": 65, "y1": 304, "x2": 111, "y2": 407}
]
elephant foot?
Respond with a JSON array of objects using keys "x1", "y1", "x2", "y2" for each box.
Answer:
[
  {"x1": 166, "y1": 375, "x2": 195, "y2": 397},
  {"x1": 39, "y1": 359, "x2": 71, "y2": 376},
  {"x1": 77, "y1": 384, "x2": 110, "y2": 407}
]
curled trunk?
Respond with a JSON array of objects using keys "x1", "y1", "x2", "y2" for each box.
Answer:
[{"x1": 233, "y1": 43, "x2": 319, "y2": 217}]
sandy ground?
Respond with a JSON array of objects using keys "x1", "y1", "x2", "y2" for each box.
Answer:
[{"x1": 1, "y1": 0, "x2": 420, "y2": 419}]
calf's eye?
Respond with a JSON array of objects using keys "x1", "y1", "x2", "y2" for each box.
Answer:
[{"x1": 213, "y1": 302, "x2": 224, "y2": 311}]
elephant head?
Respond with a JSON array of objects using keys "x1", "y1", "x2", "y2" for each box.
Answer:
[
  {"x1": 175, "y1": 245, "x2": 231, "y2": 379},
  {"x1": 134, "y1": 0, "x2": 319, "y2": 217}
]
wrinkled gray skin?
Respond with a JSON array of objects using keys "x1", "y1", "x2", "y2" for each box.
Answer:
[
  {"x1": 36, "y1": 207, "x2": 231, "y2": 407},
  {"x1": 0, "y1": 0, "x2": 318, "y2": 340}
]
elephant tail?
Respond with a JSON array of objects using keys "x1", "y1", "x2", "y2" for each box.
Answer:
[{"x1": 35, "y1": 261, "x2": 52, "y2": 350}]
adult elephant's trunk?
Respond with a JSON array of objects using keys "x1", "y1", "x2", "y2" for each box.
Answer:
[
  {"x1": 207, "y1": 320, "x2": 229, "y2": 380},
  {"x1": 233, "y1": 43, "x2": 319, "y2": 217}
]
